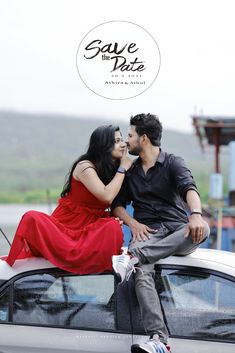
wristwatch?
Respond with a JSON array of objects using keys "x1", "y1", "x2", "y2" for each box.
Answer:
[
  {"x1": 117, "y1": 166, "x2": 126, "y2": 174},
  {"x1": 190, "y1": 208, "x2": 202, "y2": 215}
]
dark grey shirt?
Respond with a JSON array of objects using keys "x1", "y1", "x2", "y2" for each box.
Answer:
[{"x1": 112, "y1": 150, "x2": 199, "y2": 231}]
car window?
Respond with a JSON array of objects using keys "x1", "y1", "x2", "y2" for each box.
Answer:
[
  {"x1": 12, "y1": 272, "x2": 115, "y2": 331},
  {"x1": 156, "y1": 268, "x2": 235, "y2": 342},
  {"x1": 0, "y1": 288, "x2": 10, "y2": 322}
]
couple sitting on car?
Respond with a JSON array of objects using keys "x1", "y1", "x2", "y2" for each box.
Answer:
[{"x1": 6, "y1": 113, "x2": 209, "y2": 353}]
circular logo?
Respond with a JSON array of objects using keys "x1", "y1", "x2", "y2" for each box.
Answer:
[{"x1": 76, "y1": 20, "x2": 161, "y2": 100}]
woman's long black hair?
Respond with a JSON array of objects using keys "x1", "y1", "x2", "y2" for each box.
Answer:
[{"x1": 61, "y1": 125, "x2": 120, "y2": 197}]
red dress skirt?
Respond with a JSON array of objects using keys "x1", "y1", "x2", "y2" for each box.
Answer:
[{"x1": 6, "y1": 178, "x2": 123, "y2": 274}]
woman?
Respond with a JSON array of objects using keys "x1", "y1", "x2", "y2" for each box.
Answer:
[{"x1": 6, "y1": 125, "x2": 132, "y2": 274}]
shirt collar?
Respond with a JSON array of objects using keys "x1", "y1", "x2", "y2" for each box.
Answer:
[
  {"x1": 157, "y1": 149, "x2": 166, "y2": 164},
  {"x1": 133, "y1": 149, "x2": 166, "y2": 167}
]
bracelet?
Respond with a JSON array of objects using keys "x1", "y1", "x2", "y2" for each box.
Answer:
[
  {"x1": 190, "y1": 208, "x2": 202, "y2": 215},
  {"x1": 117, "y1": 167, "x2": 126, "y2": 174}
]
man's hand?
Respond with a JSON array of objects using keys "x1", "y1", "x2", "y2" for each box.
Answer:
[
  {"x1": 129, "y1": 219, "x2": 156, "y2": 242},
  {"x1": 185, "y1": 214, "x2": 205, "y2": 243}
]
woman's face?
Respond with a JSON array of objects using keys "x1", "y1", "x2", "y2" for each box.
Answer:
[{"x1": 111, "y1": 131, "x2": 126, "y2": 160}]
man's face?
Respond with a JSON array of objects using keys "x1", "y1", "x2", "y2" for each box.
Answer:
[{"x1": 126, "y1": 125, "x2": 142, "y2": 156}]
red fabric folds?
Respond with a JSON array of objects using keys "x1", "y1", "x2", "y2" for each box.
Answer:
[{"x1": 6, "y1": 178, "x2": 123, "y2": 274}]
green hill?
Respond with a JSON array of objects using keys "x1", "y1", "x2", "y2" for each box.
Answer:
[{"x1": 0, "y1": 110, "x2": 229, "y2": 203}]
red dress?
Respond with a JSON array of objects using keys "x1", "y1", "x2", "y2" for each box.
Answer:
[{"x1": 6, "y1": 178, "x2": 123, "y2": 274}]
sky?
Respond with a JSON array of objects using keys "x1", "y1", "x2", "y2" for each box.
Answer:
[{"x1": 0, "y1": 0, "x2": 235, "y2": 132}]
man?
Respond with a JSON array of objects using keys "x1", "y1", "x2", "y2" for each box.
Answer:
[{"x1": 112, "y1": 114, "x2": 210, "y2": 353}]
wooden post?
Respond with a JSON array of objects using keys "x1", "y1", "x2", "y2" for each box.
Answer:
[{"x1": 213, "y1": 128, "x2": 221, "y2": 173}]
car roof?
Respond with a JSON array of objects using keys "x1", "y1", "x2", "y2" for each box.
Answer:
[
  {"x1": 158, "y1": 248, "x2": 235, "y2": 276},
  {"x1": 0, "y1": 257, "x2": 55, "y2": 281},
  {"x1": 0, "y1": 248, "x2": 235, "y2": 281}
]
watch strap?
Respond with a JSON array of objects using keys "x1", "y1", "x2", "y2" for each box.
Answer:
[
  {"x1": 190, "y1": 208, "x2": 202, "y2": 215},
  {"x1": 117, "y1": 166, "x2": 126, "y2": 174}
]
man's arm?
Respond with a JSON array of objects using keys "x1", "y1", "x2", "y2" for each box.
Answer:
[
  {"x1": 185, "y1": 189, "x2": 206, "y2": 243},
  {"x1": 170, "y1": 156, "x2": 207, "y2": 243},
  {"x1": 112, "y1": 206, "x2": 155, "y2": 242}
]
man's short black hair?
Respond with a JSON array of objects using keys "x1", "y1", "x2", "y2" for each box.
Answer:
[{"x1": 130, "y1": 113, "x2": 162, "y2": 146}]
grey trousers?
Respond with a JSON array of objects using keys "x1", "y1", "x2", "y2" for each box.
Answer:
[{"x1": 128, "y1": 222, "x2": 210, "y2": 344}]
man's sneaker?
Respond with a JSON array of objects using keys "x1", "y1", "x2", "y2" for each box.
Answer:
[
  {"x1": 131, "y1": 334, "x2": 171, "y2": 353},
  {"x1": 112, "y1": 254, "x2": 139, "y2": 282}
]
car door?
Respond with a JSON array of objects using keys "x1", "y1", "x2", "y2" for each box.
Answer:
[
  {"x1": 0, "y1": 269, "x2": 132, "y2": 353},
  {"x1": 129, "y1": 265, "x2": 235, "y2": 353}
]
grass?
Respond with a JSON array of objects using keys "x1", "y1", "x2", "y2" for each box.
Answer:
[
  {"x1": 0, "y1": 187, "x2": 61, "y2": 204},
  {"x1": 0, "y1": 177, "x2": 227, "y2": 204}
]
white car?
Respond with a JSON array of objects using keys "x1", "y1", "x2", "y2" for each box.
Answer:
[{"x1": 0, "y1": 248, "x2": 234, "y2": 353}]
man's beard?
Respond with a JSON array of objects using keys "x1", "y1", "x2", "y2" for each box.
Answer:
[{"x1": 128, "y1": 145, "x2": 142, "y2": 156}]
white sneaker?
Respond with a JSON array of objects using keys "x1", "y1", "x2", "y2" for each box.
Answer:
[
  {"x1": 131, "y1": 334, "x2": 171, "y2": 353},
  {"x1": 112, "y1": 254, "x2": 139, "y2": 282}
]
